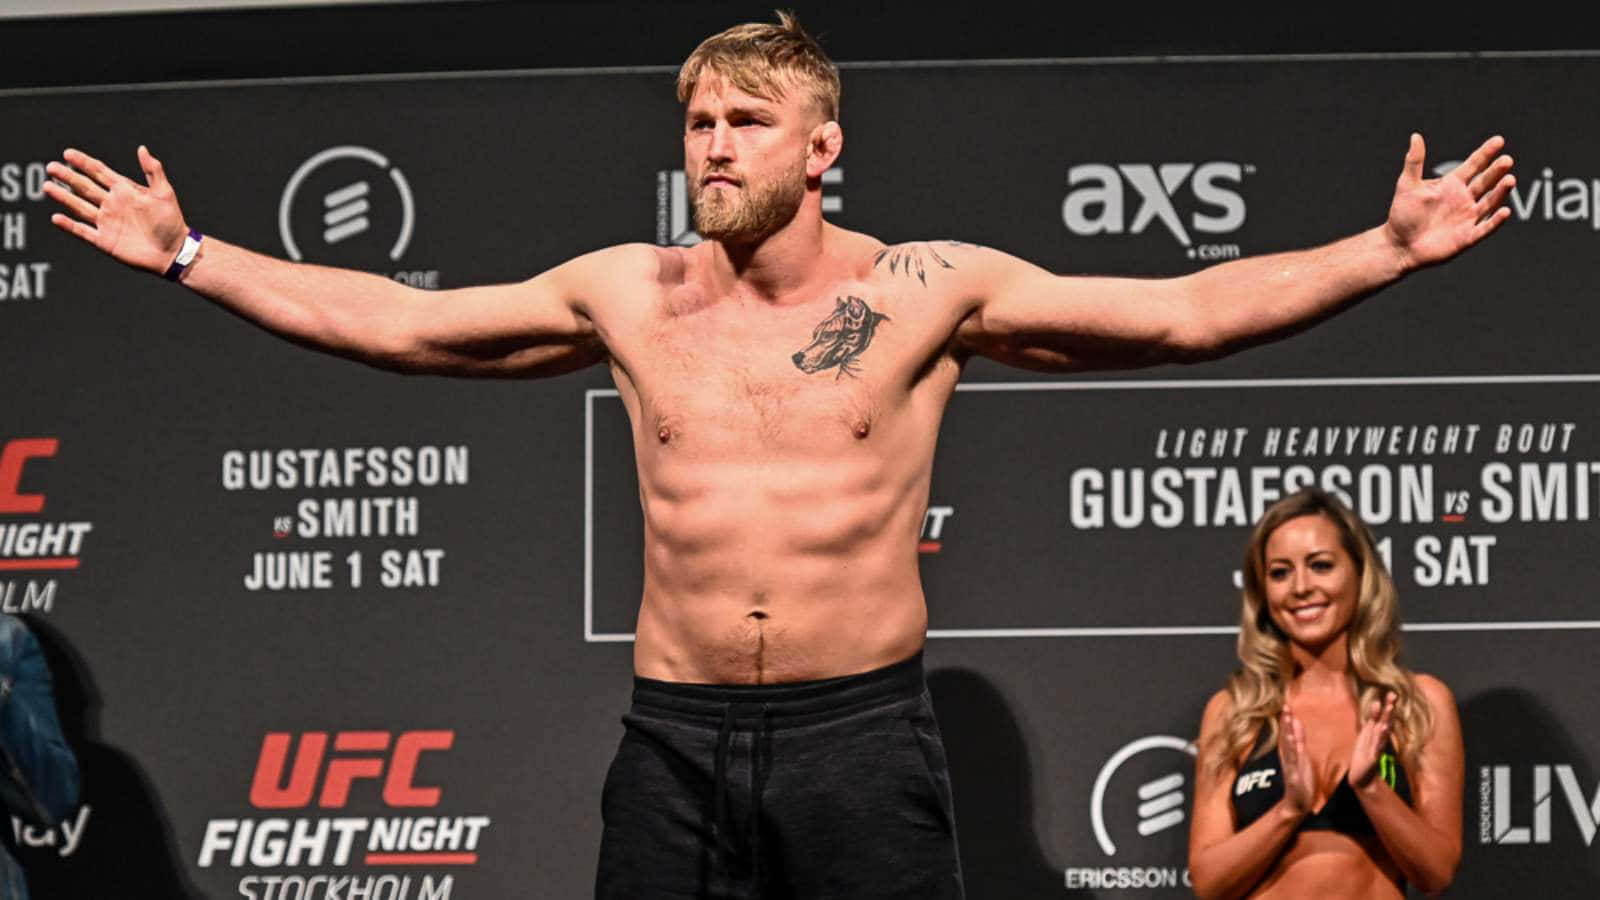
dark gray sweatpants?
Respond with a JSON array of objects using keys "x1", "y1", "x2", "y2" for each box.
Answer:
[{"x1": 596, "y1": 653, "x2": 965, "y2": 899}]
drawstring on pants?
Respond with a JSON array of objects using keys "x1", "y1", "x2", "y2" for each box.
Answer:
[{"x1": 711, "y1": 702, "x2": 772, "y2": 885}]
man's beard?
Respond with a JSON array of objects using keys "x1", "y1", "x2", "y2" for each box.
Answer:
[{"x1": 690, "y1": 156, "x2": 807, "y2": 245}]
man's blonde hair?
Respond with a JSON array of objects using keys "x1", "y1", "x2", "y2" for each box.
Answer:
[{"x1": 677, "y1": 11, "x2": 840, "y2": 123}]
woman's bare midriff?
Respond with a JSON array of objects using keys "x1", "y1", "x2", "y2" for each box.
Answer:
[{"x1": 1248, "y1": 831, "x2": 1405, "y2": 899}]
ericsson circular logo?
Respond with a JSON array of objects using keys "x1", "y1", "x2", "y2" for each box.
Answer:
[
  {"x1": 278, "y1": 146, "x2": 415, "y2": 266},
  {"x1": 1090, "y1": 735, "x2": 1198, "y2": 857}
]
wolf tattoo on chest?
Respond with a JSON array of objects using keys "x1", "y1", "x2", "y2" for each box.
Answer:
[{"x1": 791, "y1": 296, "x2": 890, "y2": 379}]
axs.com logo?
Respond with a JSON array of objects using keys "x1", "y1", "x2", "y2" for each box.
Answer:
[{"x1": 1062, "y1": 162, "x2": 1253, "y2": 261}]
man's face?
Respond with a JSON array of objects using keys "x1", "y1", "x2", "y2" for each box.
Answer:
[{"x1": 684, "y1": 71, "x2": 813, "y2": 245}]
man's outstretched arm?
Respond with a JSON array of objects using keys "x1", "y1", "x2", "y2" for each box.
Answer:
[
  {"x1": 45, "y1": 145, "x2": 639, "y2": 377},
  {"x1": 954, "y1": 134, "x2": 1515, "y2": 371}
]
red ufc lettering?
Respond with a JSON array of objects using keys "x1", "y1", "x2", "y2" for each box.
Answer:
[
  {"x1": 321, "y1": 731, "x2": 391, "y2": 807},
  {"x1": 250, "y1": 732, "x2": 327, "y2": 808},
  {"x1": 248, "y1": 730, "x2": 454, "y2": 809},
  {"x1": 0, "y1": 438, "x2": 57, "y2": 514},
  {"x1": 385, "y1": 730, "x2": 454, "y2": 806}
]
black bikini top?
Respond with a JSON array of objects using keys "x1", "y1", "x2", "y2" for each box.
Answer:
[{"x1": 1231, "y1": 732, "x2": 1412, "y2": 834}]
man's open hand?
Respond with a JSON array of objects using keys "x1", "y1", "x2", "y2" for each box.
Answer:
[
  {"x1": 1385, "y1": 133, "x2": 1515, "y2": 271},
  {"x1": 44, "y1": 146, "x2": 189, "y2": 274}
]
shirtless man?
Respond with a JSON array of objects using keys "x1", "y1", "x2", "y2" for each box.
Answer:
[{"x1": 44, "y1": 14, "x2": 1513, "y2": 900}]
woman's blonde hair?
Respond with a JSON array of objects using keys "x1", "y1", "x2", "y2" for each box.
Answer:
[
  {"x1": 1209, "y1": 488, "x2": 1432, "y2": 773},
  {"x1": 677, "y1": 11, "x2": 841, "y2": 123}
]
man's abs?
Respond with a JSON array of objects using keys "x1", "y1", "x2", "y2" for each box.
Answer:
[
  {"x1": 629, "y1": 448, "x2": 935, "y2": 684},
  {"x1": 602, "y1": 237, "x2": 968, "y2": 684},
  {"x1": 633, "y1": 584, "x2": 929, "y2": 685}
]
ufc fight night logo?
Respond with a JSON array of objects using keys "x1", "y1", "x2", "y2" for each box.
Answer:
[
  {"x1": 1, "y1": 437, "x2": 93, "y2": 614},
  {"x1": 198, "y1": 729, "x2": 492, "y2": 877},
  {"x1": 919, "y1": 505, "x2": 953, "y2": 553},
  {"x1": 249, "y1": 731, "x2": 453, "y2": 809}
]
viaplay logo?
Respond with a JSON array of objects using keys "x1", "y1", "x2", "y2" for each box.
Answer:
[
  {"x1": 0, "y1": 437, "x2": 93, "y2": 614},
  {"x1": 11, "y1": 805, "x2": 91, "y2": 860},
  {"x1": 656, "y1": 167, "x2": 843, "y2": 246},
  {"x1": 198, "y1": 730, "x2": 485, "y2": 899},
  {"x1": 1061, "y1": 162, "x2": 1252, "y2": 261},
  {"x1": 1065, "y1": 735, "x2": 1197, "y2": 892},
  {"x1": 1479, "y1": 763, "x2": 1600, "y2": 846},
  {"x1": 1434, "y1": 160, "x2": 1600, "y2": 231}
]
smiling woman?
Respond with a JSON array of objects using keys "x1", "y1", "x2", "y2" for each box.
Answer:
[{"x1": 1187, "y1": 488, "x2": 1466, "y2": 900}]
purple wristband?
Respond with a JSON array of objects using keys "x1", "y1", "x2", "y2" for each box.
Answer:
[{"x1": 162, "y1": 228, "x2": 204, "y2": 282}]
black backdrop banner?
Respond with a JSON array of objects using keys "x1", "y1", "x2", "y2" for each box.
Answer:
[{"x1": 3, "y1": 54, "x2": 1598, "y2": 898}]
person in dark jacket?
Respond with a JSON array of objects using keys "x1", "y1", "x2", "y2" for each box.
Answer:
[{"x1": 0, "y1": 615, "x2": 79, "y2": 900}]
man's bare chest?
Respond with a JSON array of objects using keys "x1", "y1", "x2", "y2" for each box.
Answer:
[{"x1": 611, "y1": 282, "x2": 952, "y2": 450}]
